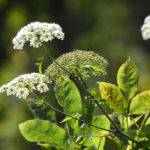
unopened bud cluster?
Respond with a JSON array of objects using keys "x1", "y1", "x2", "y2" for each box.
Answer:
[{"x1": 45, "y1": 50, "x2": 108, "y2": 80}]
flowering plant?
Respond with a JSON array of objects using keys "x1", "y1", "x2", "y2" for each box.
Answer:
[{"x1": 1, "y1": 18, "x2": 150, "y2": 150}]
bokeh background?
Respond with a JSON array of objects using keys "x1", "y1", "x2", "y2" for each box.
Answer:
[{"x1": 0, "y1": 0, "x2": 150, "y2": 150}]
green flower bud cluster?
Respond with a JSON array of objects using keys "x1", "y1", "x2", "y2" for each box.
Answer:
[{"x1": 45, "y1": 50, "x2": 108, "y2": 80}]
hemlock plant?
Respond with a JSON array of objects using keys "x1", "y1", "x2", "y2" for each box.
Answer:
[{"x1": 0, "y1": 16, "x2": 150, "y2": 150}]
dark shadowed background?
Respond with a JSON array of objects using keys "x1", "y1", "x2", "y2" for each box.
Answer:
[{"x1": 0, "y1": 0, "x2": 150, "y2": 150}]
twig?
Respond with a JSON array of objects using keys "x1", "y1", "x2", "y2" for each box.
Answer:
[
  {"x1": 97, "y1": 137, "x2": 103, "y2": 150},
  {"x1": 28, "y1": 92, "x2": 115, "y2": 132},
  {"x1": 94, "y1": 130, "x2": 118, "y2": 138},
  {"x1": 77, "y1": 73, "x2": 139, "y2": 144},
  {"x1": 139, "y1": 111, "x2": 150, "y2": 132},
  {"x1": 43, "y1": 101, "x2": 115, "y2": 132}
]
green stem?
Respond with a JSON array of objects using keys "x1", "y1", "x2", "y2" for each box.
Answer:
[
  {"x1": 127, "y1": 99, "x2": 132, "y2": 115},
  {"x1": 130, "y1": 116, "x2": 140, "y2": 130},
  {"x1": 94, "y1": 100, "x2": 119, "y2": 130},
  {"x1": 43, "y1": 101, "x2": 115, "y2": 132},
  {"x1": 29, "y1": 92, "x2": 115, "y2": 132},
  {"x1": 139, "y1": 111, "x2": 150, "y2": 132},
  {"x1": 42, "y1": 46, "x2": 72, "y2": 77},
  {"x1": 126, "y1": 115, "x2": 129, "y2": 132},
  {"x1": 77, "y1": 72, "x2": 138, "y2": 144},
  {"x1": 97, "y1": 137, "x2": 103, "y2": 150},
  {"x1": 65, "y1": 123, "x2": 73, "y2": 150},
  {"x1": 77, "y1": 70, "x2": 118, "y2": 130}
]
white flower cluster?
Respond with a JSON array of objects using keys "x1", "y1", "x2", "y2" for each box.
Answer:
[
  {"x1": 12, "y1": 22, "x2": 64, "y2": 49},
  {"x1": 141, "y1": 15, "x2": 150, "y2": 40},
  {"x1": 0, "y1": 73, "x2": 50, "y2": 100}
]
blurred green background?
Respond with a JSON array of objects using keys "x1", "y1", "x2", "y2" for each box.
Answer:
[{"x1": 0, "y1": 0, "x2": 150, "y2": 150}]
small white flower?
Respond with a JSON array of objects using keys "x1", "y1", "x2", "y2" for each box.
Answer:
[
  {"x1": 30, "y1": 37, "x2": 41, "y2": 48},
  {"x1": 16, "y1": 82, "x2": 25, "y2": 89},
  {"x1": 37, "y1": 83, "x2": 49, "y2": 93},
  {"x1": 16, "y1": 88, "x2": 29, "y2": 99},
  {"x1": 24, "y1": 80, "x2": 36, "y2": 91},
  {"x1": 12, "y1": 22, "x2": 64, "y2": 49},
  {"x1": 40, "y1": 33, "x2": 54, "y2": 42},
  {"x1": 52, "y1": 30, "x2": 64, "y2": 40},
  {"x1": 6, "y1": 86, "x2": 16, "y2": 96},
  {"x1": 144, "y1": 15, "x2": 150, "y2": 24},
  {"x1": 0, "y1": 84, "x2": 8, "y2": 93},
  {"x1": 141, "y1": 15, "x2": 150, "y2": 40}
]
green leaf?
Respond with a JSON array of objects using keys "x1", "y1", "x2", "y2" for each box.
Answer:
[
  {"x1": 81, "y1": 64, "x2": 104, "y2": 73},
  {"x1": 35, "y1": 62, "x2": 43, "y2": 74},
  {"x1": 55, "y1": 78, "x2": 82, "y2": 114},
  {"x1": 98, "y1": 82, "x2": 127, "y2": 113},
  {"x1": 38, "y1": 143, "x2": 57, "y2": 150},
  {"x1": 38, "y1": 62, "x2": 43, "y2": 75},
  {"x1": 84, "y1": 115, "x2": 110, "y2": 150},
  {"x1": 66, "y1": 64, "x2": 78, "y2": 69},
  {"x1": 28, "y1": 99, "x2": 56, "y2": 122},
  {"x1": 35, "y1": 98, "x2": 44, "y2": 105},
  {"x1": 108, "y1": 136, "x2": 126, "y2": 150},
  {"x1": 80, "y1": 64, "x2": 104, "y2": 76},
  {"x1": 82, "y1": 99, "x2": 95, "y2": 126},
  {"x1": 130, "y1": 90, "x2": 150, "y2": 114},
  {"x1": 19, "y1": 119, "x2": 69, "y2": 149},
  {"x1": 117, "y1": 58, "x2": 138, "y2": 101},
  {"x1": 37, "y1": 56, "x2": 45, "y2": 61},
  {"x1": 60, "y1": 114, "x2": 81, "y2": 123}
]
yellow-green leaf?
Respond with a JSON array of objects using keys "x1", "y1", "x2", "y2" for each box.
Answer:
[
  {"x1": 130, "y1": 90, "x2": 150, "y2": 114},
  {"x1": 117, "y1": 58, "x2": 138, "y2": 101},
  {"x1": 98, "y1": 82, "x2": 127, "y2": 113}
]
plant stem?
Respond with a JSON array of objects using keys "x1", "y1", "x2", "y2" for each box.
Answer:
[
  {"x1": 94, "y1": 100, "x2": 118, "y2": 130},
  {"x1": 65, "y1": 123, "x2": 73, "y2": 150},
  {"x1": 42, "y1": 46, "x2": 72, "y2": 77},
  {"x1": 94, "y1": 130, "x2": 117, "y2": 138},
  {"x1": 77, "y1": 72, "x2": 138, "y2": 144},
  {"x1": 97, "y1": 137, "x2": 103, "y2": 150},
  {"x1": 28, "y1": 92, "x2": 115, "y2": 132},
  {"x1": 139, "y1": 111, "x2": 150, "y2": 132},
  {"x1": 127, "y1": 99, "x2": 132, "y2": 115},
  {"x1": 43, "y1": 101, "x2": 115, "y2": 132}
]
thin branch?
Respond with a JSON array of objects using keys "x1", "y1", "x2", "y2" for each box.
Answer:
[
  {"x1": 139, "y1": 111, "x2": 150, "y2": 132},
  {"x1": 43, "y1": 101, "x2": 115, "y2": 132},
  {"x1": 28, "y1": 92, "x2": 115, "y2": 132},
  {"x1": 97, "y1": 137, "x2": 103, "y2": 150},
  {"x1": 94, "y1": 130, "x2": 118, "y2": 138},
  {"x1": 42, "y1": 46, "x2": 72, "y2": 76},
  {"x1": 65, "y1": 123, "x2": 73, "y2": 150},
  {"x1": 77, "y1": 73, "x2": 139, "y2": 144},
  {"x1": 94, "y1": 100, "x2": 119, "y2": 130}
]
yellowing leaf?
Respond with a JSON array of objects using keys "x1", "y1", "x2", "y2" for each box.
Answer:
[
  {"x1": 117, "y1": 58, "x2": 138, "y2": 101},
  {"x1": 130, "y1": 90, "x2": 150, "y2": 114},
  {"x1": 98, "y1": 82, "x2": 127, "y2": 113}
]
